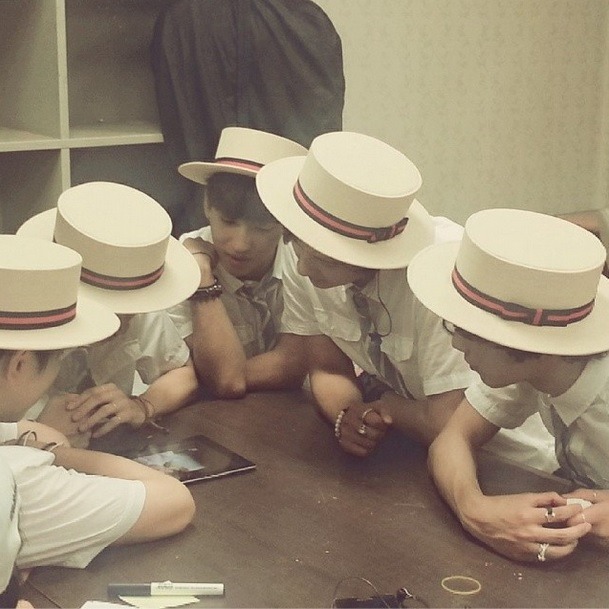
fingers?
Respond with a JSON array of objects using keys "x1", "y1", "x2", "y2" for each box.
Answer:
[
  {"x1": 527, "y1": 540, "x2": 579, "y2": 563},
  {"x1": 564, "y1": 488, "x2": 603, "y2": 504},
  {"x1": 90, "y1": 413, "x2": 123, "y2": 438},
  {"x1": 68, "y1": 384, "x2": 122, "y2": 421},
  {"x1": 335, "y1": 405, "x2": 392, "y2": 457},
  {"x1": 539, "y1": 503, "x2": 588, "y2": 527}
]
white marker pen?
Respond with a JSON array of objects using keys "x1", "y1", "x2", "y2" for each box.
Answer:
[{"x1": 108, "y1": 581, "x2": 225, "y2": 596}]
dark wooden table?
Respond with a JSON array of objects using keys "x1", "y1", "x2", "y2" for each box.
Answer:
[{"x1": 24, "y1": 391, "x2": 609, "y2": 608}]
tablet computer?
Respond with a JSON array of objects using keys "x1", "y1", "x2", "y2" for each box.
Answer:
[{"x1": 124, "y1": 434, "x2": 256, "y2": 484}]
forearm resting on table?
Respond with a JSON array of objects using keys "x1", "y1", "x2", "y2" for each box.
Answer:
[
  {"x1": 189, "y1": 303, "x2": 249, "y2": 398},
  {"x1": 245, "y1": 334, "x2": 307, "y2": 392},
  {"x1": 377, "y1": 388, "x2": 464, "y2": 446},
  {"x1": 427, "y1": 402, "x2": 500, "y2": 523},
  {"x1": 428, "y1": 427, "x2": 485, "y2": 520},
  {"x1": 309, "y1": 368, "x2": 363, "y2": 423},
  {"x1": 139, "y1": 360, "x2": 199, "y2": 417}
]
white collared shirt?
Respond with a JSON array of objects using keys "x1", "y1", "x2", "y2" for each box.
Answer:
[
  {"x1": 169, "y1": 226, "x2": 288, "y2": 358},
  {"x1": 466, "y1": 354, "x2": 609, "y2": 487},
  {"x1": 281, "y1": 216, "x2": 473, "y2": 399}
]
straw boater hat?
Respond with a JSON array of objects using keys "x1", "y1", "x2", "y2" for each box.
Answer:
[
  {"x1": 0, "y1": 457, "x2": 19, "y2": 595},
  {"x1": 255, "y1": 131, "x2": 435, "y2": 269},
  {"x1": 17, "y1": 182, "x2": 200, "y2": 315},
  {"x1": 0, "y1": 235, "x2": 119, "y2": 350},
  {"x1": 407, "y1": 208, "x2": 609, "y2": 356},
  {"x1": 178, "y1": 126, "x2": 308, "y2": 185}
]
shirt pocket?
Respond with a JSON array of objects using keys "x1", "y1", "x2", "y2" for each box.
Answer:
[
  {"x1": 379, "y1": 333, "x2": 414, "y2": 365},
  {"x1": 313, "y1": 308, "x2": 360, "y2": 342}
]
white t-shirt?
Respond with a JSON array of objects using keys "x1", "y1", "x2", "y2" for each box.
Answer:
[{"x1": 0, "y1": 444, "x2": 145, "y2": 569}]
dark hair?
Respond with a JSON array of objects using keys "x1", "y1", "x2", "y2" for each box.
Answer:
[
  {"x1": 205, "y1": 172, "x2": 277, "y2": 225},
  {"x1": 492, "y1": 343, "x2": 608, "y2": 364},
  {"x1": 0, "y1": 349, "x2": 62, "y2": 371}
]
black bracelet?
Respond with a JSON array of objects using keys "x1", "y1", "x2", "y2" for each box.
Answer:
[{"x1": 189, "y1": 278, "x2": 223, "y2": 302}]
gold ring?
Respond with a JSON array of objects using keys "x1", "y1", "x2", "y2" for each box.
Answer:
[{"x1": 361, "y1": 407, "x2": 375, "y2": 423}]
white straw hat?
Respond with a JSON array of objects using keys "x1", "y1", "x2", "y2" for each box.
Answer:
[
  {"x1": 0, "y1": 235, "x2": 119, "y2": 350},
  {"x1": 255, "y1": 131, "x2": 435, "y2": 269},
  {"x1": 407, "y1": 208, "x2": 609, "y2": 355},
  {"x1": 0, "y1": 457, "x2": 19, "y2": 594},
  {"x1": 178, "y1": 126, "x2": 307, "y2": 185},
  {"x1": 18, "y1": 182, "x2": 200, "y2": 314}
]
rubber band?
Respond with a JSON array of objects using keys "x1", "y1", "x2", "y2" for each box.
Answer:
[
  {"x1": 440, "y1": 575, "x2": 481, "y2": 595},
  {"x1": 42, "y1": 441, "x2": 64, "y2": 452},
  {"x1": 17, "y1": 430, "x2": 37, "y2": 447}
]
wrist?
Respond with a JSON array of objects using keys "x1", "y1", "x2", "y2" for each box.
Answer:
[
  {"x1": 190, "y1": 278, "x2": 223, "y2": 302},
  {"x1": 130, "y1": 395, "x2": 169, "y2": 433}
]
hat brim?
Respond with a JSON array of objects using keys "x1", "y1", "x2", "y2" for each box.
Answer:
[
  {"x1": 0, "y1": 295, "x2": 119, "y2": 350},
  {"x1": 407, "y1": 241, "x2": 609, "y2": 355},
  {"x1": 256, "y1": 156, "x2": 435, "y2": 269},
  {"x1": 18, "y1": 210, "x2": 201, "y2": 314},
  {"x1": 178, "y1": 162, "x2": 257, "y2": 185}
]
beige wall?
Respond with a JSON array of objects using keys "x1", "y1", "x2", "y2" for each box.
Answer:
[{"x1": 314, "y1": 0, "x2": 609, "y2": 225}]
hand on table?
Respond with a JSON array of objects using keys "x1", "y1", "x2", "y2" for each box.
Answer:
[
  {"x1": 461, "y1": 492, "x2": 591, "y2": 562},
  {"x1": 564, "y1": 489, "x2": 609, "y2": 546},
  {"x1": 66, "y1": 383, "x2": 146, "y2": 438},
  {"x1": 335, "y1": 404, "x2": 392, "y2": 457}
]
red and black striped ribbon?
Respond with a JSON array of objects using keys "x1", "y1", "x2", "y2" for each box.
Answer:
[
  {"x1": 0, "y1": 303, "x2": 77, "y2": 330},
  {"x1": 215, "y1": 157, "x2": 264, "y2": 172},
  {"x1": 81, "y1": 264, "x2": 164, "y2": 291},
  {"x1": 293, "y1": 180, "x2": 408, "y2": 243},
  {"x1": 451, "y1": 267, "x2": 594, "y2": 327}
]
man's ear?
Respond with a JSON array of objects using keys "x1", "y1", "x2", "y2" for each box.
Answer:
[
  {"x1": 5, "y1": 351, "x2": 30, "y2": 380},
  {"x1": 202, "y1": 196, "x2": 212, "y2": 220}
]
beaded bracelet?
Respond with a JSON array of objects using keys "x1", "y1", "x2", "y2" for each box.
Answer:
[
  {"x1": 189, "y1": 278, "x2": 223, "y2": 302},
  {"x1": 334, "y1": 408, "x2": 348, "y2": 440},
  {"x1": 130, "y1": 395, "x2": 169, "y2": 433}
]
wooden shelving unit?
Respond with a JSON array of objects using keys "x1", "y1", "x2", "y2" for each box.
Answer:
[{"x1": 0, "y1": 0, "x2": 179, "y2": 232}]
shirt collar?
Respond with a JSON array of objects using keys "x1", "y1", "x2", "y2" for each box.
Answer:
[{"x1": 551, "y1": 354, "x2": 609, "y2": 426}]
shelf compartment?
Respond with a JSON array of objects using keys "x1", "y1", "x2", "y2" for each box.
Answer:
[
  {"x1": 0, "y1": 150, "x2": 63, "y2": 233},
  {"x1": 66, "y1": 0, "x2": 165, "y2": 135},
  {"x1": 0, "y1": 0, "x2": 63, "y2": 140}
]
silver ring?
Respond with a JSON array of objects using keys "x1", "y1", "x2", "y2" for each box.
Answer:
[
  {"x1": 361, "y1": 407, "x2": 375, "y2": 423},
  {"x1": 581, "y1": 512, "x2": 587, "y2": 524},
  {"x1": 537, "y1": 542, "x2": 549, "y2": 562},
  {"x1": 357, "y1": 423, "x2": 368, "y2": 436},
  {"x1": 545, "y1": 507, "x2": 555, "y2": 522}
]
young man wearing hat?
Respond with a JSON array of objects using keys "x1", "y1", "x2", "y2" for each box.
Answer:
[
  {"x1": 407, "y1": 208, "x2": 609, "y2": 562},
  {"x1": 255, "y1": 131, "x2": 556, "y2": 467},
  {"x1": 17, "y1": 181, "x2": 201, "y2": 444},
  {"x1": 0, "y1": 235, "x2": 194, "y2": 590},
  {"x1": 169, "y1": 127, "x2": 309, "y2": 397}
]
